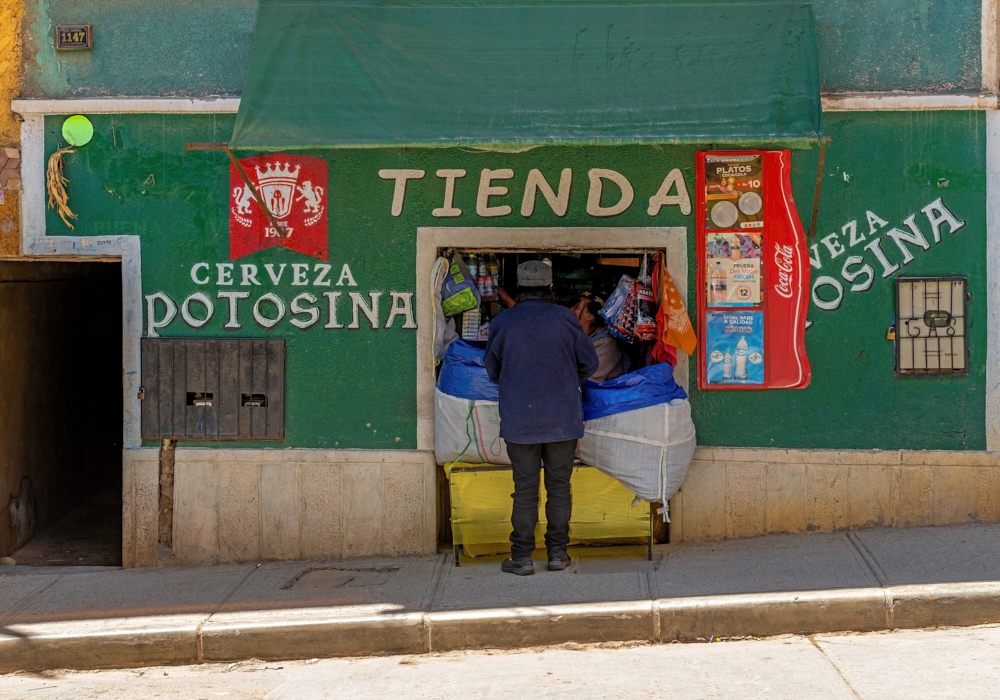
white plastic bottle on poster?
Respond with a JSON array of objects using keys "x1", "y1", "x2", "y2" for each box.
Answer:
[
  {"x1": 723, "y1": 349, "x2": 733, "y2": 379},
  {"x1": 735, "y1": 337, "x2": 749, "y2": 380}
]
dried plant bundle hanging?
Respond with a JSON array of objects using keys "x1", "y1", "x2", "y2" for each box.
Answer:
[{"x1": 46, "y1": 146, "x2": 77, "y2": 230}]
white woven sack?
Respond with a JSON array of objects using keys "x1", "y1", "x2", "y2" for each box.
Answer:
[
  {"x1": 578, "y1": 398, "x2": 696, "y2": 512},
  {"x1": 434, "y1": 389, "x2": 511, "y2": 465}
]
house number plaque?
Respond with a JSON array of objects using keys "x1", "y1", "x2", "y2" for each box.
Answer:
[{"x1": 56, "y1": 25, "x2": 92, "y2": 51}]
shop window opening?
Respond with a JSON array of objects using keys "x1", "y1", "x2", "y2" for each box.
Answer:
[
  {"x1": 440, "y1": 250, "x2": 660, "y2": 371},
  {"x1": 434, "y1": 248, "x2": 675, "y2": 561}
]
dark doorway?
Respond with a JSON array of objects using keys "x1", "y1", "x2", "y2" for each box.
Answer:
[{"x1": 0, "y1": 261, "x2": 123, "y2": 567}]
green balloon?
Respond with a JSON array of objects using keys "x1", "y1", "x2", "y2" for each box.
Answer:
[{"x1": 62, "y1": 115, "x2": 94, "y2": 147}]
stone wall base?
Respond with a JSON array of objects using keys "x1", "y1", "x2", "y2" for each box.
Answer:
[
  {"x1": 668, "y1": 448, "x2": 1000, "y2": 542},
  {"x1": 124, "y1": 446, "x2": 1000, "y2": 567},
  {"x1": 123, "y1": 448, "x2": 436, "y2": 568}
]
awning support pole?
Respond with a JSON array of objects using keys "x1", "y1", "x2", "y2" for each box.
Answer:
[
  {"x1": 184, "y1": 142, "x2": 288, "y2": 238},
  {"x1": 808, "y1": 137, "x2": 830, "y2": 239}
]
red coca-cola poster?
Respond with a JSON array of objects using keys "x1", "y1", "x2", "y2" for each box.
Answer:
[
  {"x1": 229, "y1": 155, "x2": 328, "y2": 261},
  {"x1": 695, "y1": 150, "x2": 811, "y2": 390}
]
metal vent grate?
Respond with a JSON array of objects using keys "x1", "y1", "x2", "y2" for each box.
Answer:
[{"x1": 895, "y1": 276, "x2": 967, "y2": 376}]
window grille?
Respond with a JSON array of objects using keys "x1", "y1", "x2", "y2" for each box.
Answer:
[{"x1": 895, "y1": 276, "x2": 967, "y2": 376}]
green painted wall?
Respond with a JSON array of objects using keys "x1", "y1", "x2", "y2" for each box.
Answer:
[
  {"x1": 23, "y1": 0, "x2": 256, "y2": 98},
  {"x1": 695, "y1": 112, "x2": 986, "y2": 450},
  {"x1": 813, "y1": 0, "x2": 982, "y2": 92},
  {"x1": 24, "y1": 1, "x2": 982, "y2": 98},
  {"x1": 45, "y1": 110, "x2": 986, "y2": 451}
]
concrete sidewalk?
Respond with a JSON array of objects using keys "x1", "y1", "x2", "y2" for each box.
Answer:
[{"x1": 3, "y1": 524, "x2": 1000, "y2": 673}]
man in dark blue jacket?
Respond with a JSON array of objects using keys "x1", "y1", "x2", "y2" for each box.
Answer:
[{"x1": 484, "y1": 260, "x2": 599, "y2": 576}]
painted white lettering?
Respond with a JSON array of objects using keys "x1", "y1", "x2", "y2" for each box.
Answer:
[
  {"x1": 863, "y1": 237, "x2": 900, "y2": 278},
  {"x1": 264, "y1": 263, "x2": 287, "y2": 285},
  {"x1": 885, "y1": 216, "x2": 930, "y2": 265},
  {"x1": 477, "y1": 169, "x2": 514, "y2": 217},
  {"x1": 323, "y1": 291, "x2": 343, "y2": 328},
  {"x1": 349, "y1": 291, "x2": 382, "y2": 329},
  {"x1": 866, "y1": 210, "x2": 889, "y2": 236},
  {"x1": 145, "y1": 292, "x2": 177, "y2": 338},
  {"x1": 646, "y1": 169, "x2": 692, "y2": 216},
  {"x1": 336, "y1": 263, "x2": 357, "y2": 287},
  {"x1": 921, "y1": 197, "x2": 966, "y2": 242},
  {"x1": 385, "y1": 292, "x2": 417, "y2": 329},
  {"x1": 216, "y1": 263, "x2": 234, "y2": 286},
  {"x1": 820, "y1": 232, "x2": 846, "y2": 259},
  {"x1": 240, "y1": 264, "x2": 261, "y2": 286},
  {"x1": 292, "y1": 263, "x2": 309, "y2": 286},
  {"x1": 587, "y1": 169, "x2": 634, "y2": 217},
  {"x1": 190, "y1": 262, "x2": 210, "y2": 285},
  {"x1": 811, "y1": 276, "x2": 844, "y2": 311},
  {"x1": 252, "y1": 292, "x2": 287, "y2": 329},
  {"x1": 217, "y1": 291, "x2": 250, "y2": 329},
  {"x1": 808, "y1": 243, "x2": 822, "y2": 270},
  {"x1": 844, "y1": 220, "x2": 865, "y2": 247},
  {"x1": 378, "y1": 169, "x2": 425, "y2": 217},
  {"x1": 773, "y1": 244, "x2": 795, "y2": 299},
  {"x1": 841, "y1": 255, "x2": 874, "y2": 293},
  {"x1": 521, "y1": 168, "x2": 572, "y2": 217},
  {"x1": 433, "y1": 169, "x2": 467, "y2": 218},
  {"x1": 312, "y1": 263, "x2": 332, "y2": 287},
  {"x1": 181, "y1": 292, "x2": 215, "y2": 328},
  {"x1": 290, "y1": 292, "x2": 321, "y2": 329}
]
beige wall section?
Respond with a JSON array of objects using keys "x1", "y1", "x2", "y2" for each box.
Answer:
[
  {"x1": 668, "y1": 448, "x2": 1000, "y2": 542},
  {"x1": 126, "y1": 445, "x2": 1000, "y2": 566},
  {"x1": 123, "y1": 448, "x2": 437, "y2": 567},
  {"x1": 122, "y1": 449, "x2": 159, "y2": 568}
]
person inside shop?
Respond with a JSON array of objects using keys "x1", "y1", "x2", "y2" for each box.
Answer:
[
  {"x1": 484, "y1": 260, "x2": 599, "y2": 576},
  {"x1": 571, "y1": 292, "x2": 625, "y2": 383}
]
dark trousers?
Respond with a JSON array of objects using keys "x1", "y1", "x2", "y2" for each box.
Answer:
[{"x1": 506, "y1": 439, "x2": 576, "y2": 560}]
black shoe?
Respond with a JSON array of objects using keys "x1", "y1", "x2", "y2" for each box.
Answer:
[
  {"x1": 547, "y1": 552, "x2": 571, "y2": 571},
  {"x1": 501, "y1": 557, "x2": 535, "y2": 576}
]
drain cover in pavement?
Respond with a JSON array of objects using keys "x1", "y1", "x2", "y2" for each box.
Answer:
[{"x1": 282, "y1": 566, "x2": 400, "y2": 590}]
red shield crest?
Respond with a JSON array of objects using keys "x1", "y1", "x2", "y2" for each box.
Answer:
[{"x1": 229, "y1": 155, "x2": 328, "y2": 261}]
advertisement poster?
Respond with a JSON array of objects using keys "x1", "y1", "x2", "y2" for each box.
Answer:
[
  {"x1": 696, "y1": 150, "x2": 811, "y2": 390},
  {"x1": 705, "y1": 311, "x2": 764, "y2": 385},
  {"x1": 706, "y1": 232, "x2": 762, "y2": 307},
  {"x1": 705, "y1": 154, "x2": 764, "y2": 230}
]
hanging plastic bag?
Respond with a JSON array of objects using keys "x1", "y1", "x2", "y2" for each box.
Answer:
[
  {"x1": 611, "y1": 284, "x2": 640, "y2": 340},
  {"x1": 633, "y1": 255, "x2": 658, "y2": 342},
  {"x1": 600, "y1": 274, "x2": 634, "y2": 330},
  {"x1": 432, "y1": 257, "x2": 460, "y2": 363},
  {"x1": 651, "y1": 253, "x2": 697, "y2": 364},
  {"x1": 440, "y1": 255, "x2": 481, "y2": 317}
]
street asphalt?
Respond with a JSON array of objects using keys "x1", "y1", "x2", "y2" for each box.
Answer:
[
  {"x1": 3, "y1": 625, "x2": 1000, "y2": 699},
  {"x1": 2, "y1": 523, "x2": 1000, "y2": 673}
]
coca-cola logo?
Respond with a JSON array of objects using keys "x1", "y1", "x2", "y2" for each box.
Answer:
[{"x1": 774, "y1": 243, "x2": 795, "y2": 299}]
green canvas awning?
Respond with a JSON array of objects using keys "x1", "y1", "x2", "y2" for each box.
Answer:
[{"x1": 231, "y1": 0, "x2": 824, "y2": 150}]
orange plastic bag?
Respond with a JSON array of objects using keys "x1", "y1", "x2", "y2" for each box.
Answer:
[{"x1": 653, "y1": 254, "x2": 697, "y2": 356}]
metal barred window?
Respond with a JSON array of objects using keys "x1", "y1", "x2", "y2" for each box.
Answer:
[{"x1": 895, "y1": 277, "x2": 968, "y2": 376}]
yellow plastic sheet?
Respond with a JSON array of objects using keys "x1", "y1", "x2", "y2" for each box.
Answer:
[{"x1": 449, "y1": 463, "x2": 650, "y2": 555}]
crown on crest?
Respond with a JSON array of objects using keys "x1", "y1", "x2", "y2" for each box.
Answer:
[{"x1": 255, "y1": 162, "x2": 301, "y2": 185}]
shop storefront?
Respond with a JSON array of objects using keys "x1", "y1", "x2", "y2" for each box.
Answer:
[{"x1": 10, "y1": 0, "x2": 996, "y2": 566}]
